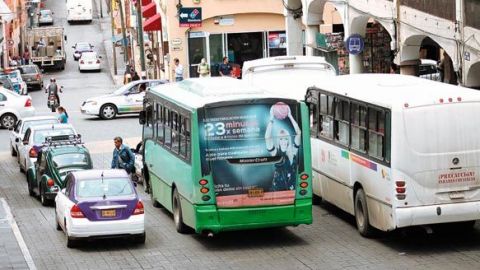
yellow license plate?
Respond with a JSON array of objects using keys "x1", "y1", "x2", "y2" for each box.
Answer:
[
  {"x1": 101, "y1": 209, "x2": 116, "y2": 217},
  {"x1": 248, "y1": 188, "x2": 264, "y2": 198}
]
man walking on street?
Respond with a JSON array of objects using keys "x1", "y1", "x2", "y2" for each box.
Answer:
[
  {"x1": 111, "y1": 137, "x2": 135, "y2": 176},
  {"x1": 173, "y1": 58, "x2": 184, "y2": 82}
]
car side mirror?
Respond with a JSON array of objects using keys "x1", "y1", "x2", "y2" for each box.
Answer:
[
  {"x1": 15, "y1": 138, "x2": 19, "y2": 143},
  {"x1": 139, "y1": 111, "x2": 146, "y2": 125}
]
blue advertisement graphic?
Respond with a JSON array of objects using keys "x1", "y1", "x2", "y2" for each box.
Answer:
[
  {"x1": 346, "y1": 34, "x2": 364, "y2": 55},
  {"x1": 199, "y1": 101, "x2": 303, "y2": 207}
]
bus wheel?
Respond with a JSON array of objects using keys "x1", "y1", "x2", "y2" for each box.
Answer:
[
  {"x1": 354, "y1": 188, "x2": 375, "y2": 237},
  {"x1": 312, "y1": 194, "x2": 322, "y2": 205},
  {"x1": 173, "y1": 188, "x2": 190, "y2": 234}
]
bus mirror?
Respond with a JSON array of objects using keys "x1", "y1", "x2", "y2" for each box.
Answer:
[{"x1": 139, "y1": 111, "x2": 146, "y2": 125}]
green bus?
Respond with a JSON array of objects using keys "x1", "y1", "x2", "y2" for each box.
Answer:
[{"x1": 139, "y1": 77, "x2": 312, "y2": 235}]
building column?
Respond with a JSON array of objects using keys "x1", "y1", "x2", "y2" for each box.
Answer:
[
  {"x1": 285, "y1": 12, "x2": 303, "y2": 56},
  {"x1": 305, "y1": 25, "x2": 318, "y2": 56}
]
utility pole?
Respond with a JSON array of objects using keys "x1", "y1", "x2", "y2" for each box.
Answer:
[
  {"x1": 136, "y1": 0, "x2": 146, "y2": 78},
  {"x1": 99, "y1": 0, "x2": 103, "y2": 18},
  {"x1": 110, "y1": 0, "x2": 117, "y2": 75},
  {"x1": 118, "y1": 0, "x2": 128, "y2": 64}
]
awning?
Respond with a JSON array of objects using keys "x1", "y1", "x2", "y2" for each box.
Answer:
[
  {"x1": 143, "y1": 13, "x2": 161, "y2": 32},
  {"x1": 141, "y1": 0, "x2": 152, "y2": 5},
  {"x1": 0, "y1": 1, "x2": 14, "y2": 22},
  {"x1": 142, "y1": 2, "x2": 156, "y2": 18}
]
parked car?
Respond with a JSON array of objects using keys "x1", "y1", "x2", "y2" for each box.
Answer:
[
  {"x1": 27, "y1": 135, "x2": 93, "y2": 206},
  {"x1": 78, "y1": 51, "x2": 101, "y2": 72},
  {"x1": 18, "y1": 65, "x2": 43, "y2": 90},
  {"x1": 0, "y1": 75, "x2": 15, "y2": 92},
  {"x1": 1, "y1": 69, "x2": 28, "y2": 95},
  {"x1": 72, "y1": 42, "x2": 93, "y2": 61},
  {"x1": 80, "y1": 80, "x2": 167, "y2": 120},
  {"x1": 9, "y1": 115, "x2": 58, "y2": 157},
  {"x1": 132, "y1": 141, "x2": 148, "y2": 192},
  {"x1": 0, "y1": 88, "x2": 35, "y2": 129},
  {"x1": 38, "y1": 9, "x2": 54, "y2": 25},
  {"x1": 17, "y1": 123, "x2": 77, "y2": 173},
  {"x1": 419, "y1": 59, "x2": 441, "y2": 82},
  {"x1": 55, "y1": 169, "x2": 146, "y2": 248}
]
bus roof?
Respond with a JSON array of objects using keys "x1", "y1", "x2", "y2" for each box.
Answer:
[
  {"x1": 309, "y1": 74, "x2": 480, "y2": 109},
  {"x1": 148, "y1": 77, "x2": 297, "y2": 109}
]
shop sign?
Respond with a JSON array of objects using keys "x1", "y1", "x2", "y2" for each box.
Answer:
[
  {"x1": 171, "y1": 38, "x2": 182, "y2": 46},
  {"x1": 172, "y1": 45, "x2": 182, "y2": 51},
  {"x1": 179, "y1": 7, "x2": 202, "y2": 28},
  {"x1": 219, "y1": 17, "x2": 234, "y2": 26},
  {"x1": 346, "y1": 34, "x2": 364, "y2": 55}
]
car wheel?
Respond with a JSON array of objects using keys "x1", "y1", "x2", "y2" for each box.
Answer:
[
  {"x1": 40, "y1": 185, "x2": 50, "y2": 206},
  {"x1": 65, "y1": 222, "x2": 79, "y2": 248},
  {"x1": 20, "y1": 159, "x2": 25, "y2": 173},
  {"x1": 100, "y1": 104, "x2": 117, "y2": 120},
  {"x1": 173, "y1": 188, "x2": 191, "y2": 234},
  {"x1": 55, "y1": 212, "x2": 62, "y2": 231},
  {"x1": 133, "y1": 233, "x2": 146, "y2": 244},
  {"x1": 354, "y1": 188, "x2": 375, "y2": 237},
  {"x1": 27, "y1": 175, "x2": 35, "y2": 196},
  {"x1": 10, "y1": 144, "x2": 17, "y2": 157},
  {"x1": 0, "y1": 113, "x2": 17, "y2": 129}
]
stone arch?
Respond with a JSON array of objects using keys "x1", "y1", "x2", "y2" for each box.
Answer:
[
  {"x1": 400, "y1": 34, "x2": 455, "y2": 63},
  {"x1": 466, "y1": 61, "x2": 480, "y2": 89}
]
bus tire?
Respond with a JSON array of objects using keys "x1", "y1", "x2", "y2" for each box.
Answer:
[
  {"x1": 173, "y1": 188, "x2": 190, "y2": 234},
  {"x1": 312, "y1": 194, "x2": 322, "y2": 205},
  {"x1": 354, "y1": 188, "x2": 375, "y2": 237}
]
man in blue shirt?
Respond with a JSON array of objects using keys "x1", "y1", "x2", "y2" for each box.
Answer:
[
  {"x1": 218, "y1": 57, "x2": 232, "y2": 77},
  {"x1": 111, "y1": 136, "x2": 135, "y2": 174}
]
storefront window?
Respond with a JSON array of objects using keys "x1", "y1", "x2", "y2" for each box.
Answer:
[{"x1": 209, "y1": 34, "x2": 223, "y2": 76}]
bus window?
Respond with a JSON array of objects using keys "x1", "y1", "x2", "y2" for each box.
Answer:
[
  {"x1": 156, "y1": 104, "x2": 164, "y2": 143},
  {"x1": 144, "y1": 101, "x2": 154, "y2": 139},
  {"x1": 319, "y1": 94, "x2": 334, "y2": 139},
  {"x1": 164, "y1": 109, "x2": 172, "y2": 147},
  {"x1": 171, "y1": 111, "x2": 180, "y2": 153},
  {"x1": 334, "y1": 99, "x2": 350, "y2": 146},
  {"x1": 351, "y1": 103, "x2": 367, "y2": 152},
  {"x1": 368, "y1": 108, "x2": 385, "y2": 159}
]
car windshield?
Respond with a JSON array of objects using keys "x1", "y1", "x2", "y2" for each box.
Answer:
[
  {"x1": 19, "y1": 66, "x2": 37, "y2": 74},
  {"x1": 113, "y1": 82, "x2": 136, "y2": 95},
  {"x1": 33, "y1": 128, "x2": 75, "y2": 144},
  {"x1": 76, "y1": 178, "x2": 134, "y2": 198},
  {"x1": 40, "y1": 10, "x2": 51, "y2": 15},
  {"x1": 58, "y1": 168, "x2": 84, "y2": 180},
  {"x1": 22, "y1": 119, "x2": 58, "y2": 134},
  {"x1": 76, "y1": 43, "x2": 91, "y2": 51},
  {"x1": 53, "y1": 153, "x2": 89, "y2": 168}
]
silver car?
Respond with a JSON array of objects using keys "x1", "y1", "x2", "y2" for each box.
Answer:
[{"x1": 38, "y1": 10, "x2": 54, "y2": 26}]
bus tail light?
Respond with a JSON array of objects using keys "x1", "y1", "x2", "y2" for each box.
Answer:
[
  {"x1": 70, "y1": 205, "x2": 85, "y2": 218},
  {"x1": 457, "y1": 97, "x2": 462, "y2": 102},
  {"x1": 396, "y1": 187, "x2": 406, "y2": 193},
  {"x1": 396, "y1": 194, "x2": 406, "y2": 200},
  {"x1": 200, "y1": 187, "x2": 209, "y2": 194},
  {"x1": 395, "y1": 181, "x2": 406, "y2": 200},
  {"x1": 199, "y1": 179, "x2": 208, "y2": 185},
  {"x1": 300, "y1": 173, "x2": 309, "y2": 180},
  {"x1": 300, "y1": 182, "x2": 308, "y2": 188},
  {"x1": 29, "y1": 148, "x2": 37, "y2": 158},
  {"x1": 47, "y1": 179, "x2": 54, "y2": 187}
]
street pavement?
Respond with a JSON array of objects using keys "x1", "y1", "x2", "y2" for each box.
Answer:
[{"x1": 2, "y1": 0, "x2": 480, "y2": 269}]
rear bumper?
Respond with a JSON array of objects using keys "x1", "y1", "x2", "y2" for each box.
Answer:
[
  {"x1": 68, "y1": 214, "x2": 145, "y2": 239},
  {"x1": 194, "y1": 199, "x2": 312, "y2": 234},
  {"x1": 79, "y1": 64, "x2": 100, "y2": 70},
  {"x1": 395, "y1": 201, "x2": 480, "y2": 228},
  {"x1": 19, "y1": 107, "x2": 35, "y2": 118}
]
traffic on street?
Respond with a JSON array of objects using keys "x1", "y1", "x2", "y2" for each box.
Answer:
[{"x1": 1, "y1": 0, "x2": 480, "y2": 269}]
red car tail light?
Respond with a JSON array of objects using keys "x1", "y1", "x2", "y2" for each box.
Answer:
[
  {"x1": 35, "y1": 74, "x2": 41, "y2": 80},
  {"x1": 29, "y1": 148, "x2": 37, "y2": 158},
  {"x1": 25, "y1": 99, "x2": 32, "y2": 107},
  {"x1": 80, "y1": 60, "x2": 84, "y2": 64},
  {"x1": 47, "y1": 179, "x2": 54, "y2": 187},
  {"x1": 96, "y1": 59, "x2": 100, "y2": 64},
  {"x1": 71, "y1": 205, "x2": 85, "y2": 218},
  {"x1": 133, "y1": 201, "x2": 144, "y2": 215}
]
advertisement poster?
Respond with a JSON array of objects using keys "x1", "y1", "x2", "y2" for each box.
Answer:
[
  {"x1": 199, "y1": 101, "x2": 303, "y2": 207},
  {"x1": 268, "y1": 32, "x2": 287, "y2": 49}
]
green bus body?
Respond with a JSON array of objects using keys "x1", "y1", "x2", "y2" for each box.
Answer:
[{"x1": 143, "y1": 80, "x2": 312, "y2": 234}]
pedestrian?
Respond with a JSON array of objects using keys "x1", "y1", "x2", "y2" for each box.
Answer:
[
  {"x1": 111, "y1": 136, "x2": 135, "y2": 175},
  {"x1": 57, "y1": 106, "x2": 69, "y2": 123},
  {"x1": 219, "y1": 56, "x2": 233, "y2": 77},
  {"x1": 132, "y1": 71, "x2": 140, "y2": 81},
  {"x1": 22, "y1": 50, "x2": 30, "y2": 65},
  {"x1": 197, "y1": 58, "x2": 210, "y2": 77},
  {"x1": 123, "y1": 69, "x2": 132, "y2": 85},
  {"x1": 173, "y1": 58, "x2": 184, "y2": 82}
]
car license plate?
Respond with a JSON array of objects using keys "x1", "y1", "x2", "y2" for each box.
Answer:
[
  {"x1": 449, "y1": 191, "x2": 465, "y2": 199},
  {"x1": 88, "y1": 61, "x2": 93, "y2": 64},
  {"x1": 248, "y1": 188, "x2": 264, "y2": 198},
  {"x1": 101, "y1": 209, "x2": 116, "y2": 217}
]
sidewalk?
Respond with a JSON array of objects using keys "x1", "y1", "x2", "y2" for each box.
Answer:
[
  {"x1": 0, "y1": 198, "x2": 34, "y2": 270},
  {"x1": 93, "y1": 0, "x2": 125, "y2": 86}
]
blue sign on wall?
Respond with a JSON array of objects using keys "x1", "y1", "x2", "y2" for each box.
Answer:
[
  {"x1": 179, "y1": 7, "x2": 202, "y2": 27},
  {"x1": 346, "y1": 34, "x2": 364, "y2": 55}
]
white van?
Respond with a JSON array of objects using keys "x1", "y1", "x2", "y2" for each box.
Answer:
[
  {"x1": 242, "y1": 56, "x2": 336, "y2": 100},
  {"x1": 306, "y1": 74, "x2": 480, "y2": 236},
  {"x1": 66, "y1": 0, "x2": 93, "y2": 23}
]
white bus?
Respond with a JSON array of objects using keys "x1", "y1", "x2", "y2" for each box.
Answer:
[
  {"x1": 66, "y1": 0, "x2": 93, "y2": 23},
  {"x1": 242, "y1": 56, "x2": 336, "y2": 101},
  {"x1": 306, "y1": 74, "x2": 480, "y2": 236}
]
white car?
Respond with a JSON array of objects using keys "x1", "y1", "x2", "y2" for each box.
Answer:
[
  {"x1": 419, "y1": 59, "x2": 441, "y2": 82},
  {"x1": 18, "y1": 123, "x2": 77, "y2": 173},
  {"x1": 72, "y1": 42, "x2": 94, "y2": 61},
  {"x1": 0, "y1": 88, "x2": 35, "y2": 129},
  {"x1": 132, "y1": 141, "x2": 148, "y2": 192},
  {"x1": 80, "y1": 80, "x2": 166, "y2": 119},
  {"x1": 55, "y1": 169, "x2": 145, "y2": 248},
  {"x1": 9, "y1": 116, "x2": 58, "y2": 157},
  {"x1": 38, "y1": 9, "x2": 54, "y2": 25},
  {"x1": 78, "y1": 52, "x2": 101, "y2": 72}
]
